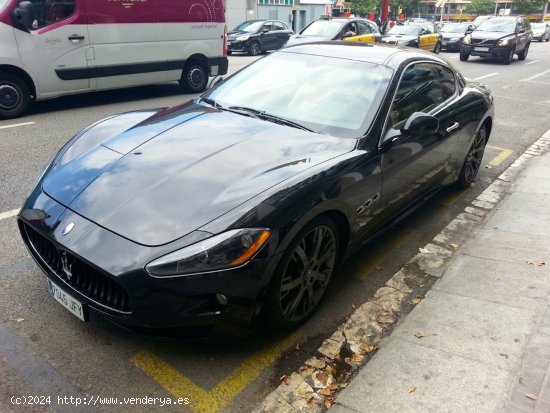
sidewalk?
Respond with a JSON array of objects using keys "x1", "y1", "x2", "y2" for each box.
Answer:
[{"x1": 330, "y1": 151, "x2": 550, "y2": 412}]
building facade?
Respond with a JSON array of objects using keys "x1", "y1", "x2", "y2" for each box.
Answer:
[{"x1": 418, "y1": 0, "x2": 550, "y2": 21}]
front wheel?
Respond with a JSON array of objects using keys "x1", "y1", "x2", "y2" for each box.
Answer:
[
  {"x1": 459, "y1": 51, "x2": 469, "y2": 61},
  {"x1": 0, "y1": 74, "x2": 32, "y2": 120},
  {"x1": 517, "y1": 43, "x2": 529, "y2": 61},
  {"x1": 248, "y1": 41, "x2": 260, "y2": 56},
  {"x1": 455, "y1": 126, "x2": 487, "y2": 189},
  {"x1": 179, "y1": 62, "x2": 208, "y2": 93},
  {"x1": 503, "y1": 47, "x2": 514, "y2": 65},
  {"x1": 263, "y1": 217, "x2": 339, "y2": 329}
]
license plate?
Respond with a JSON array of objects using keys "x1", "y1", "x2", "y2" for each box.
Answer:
[
  {"x1": 47, "y1": 279, "x2": 85, "y2": 321},
  {"x1": 475, "y1": 47, "x2": 489, "y2": 52}
]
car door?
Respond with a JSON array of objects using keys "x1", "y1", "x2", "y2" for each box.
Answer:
[
  {"x1": 13, "y1": 0, "x2": 91, "y2": 96},
  {"x1": 260, "y1": 21, "x2": 275, "y2": 51},
  {"x1": 377, "y1": 62, "x2": 462, "y2": 219},
  {"x1": 272, "y1": 21, "x2": 291, "y2": 48},
  {"x1": 418, "y1": 25, "x2": 437, "y2": 50},
  {"x1": 344, "y1": 21, "x2": 376, "y2": 43}
]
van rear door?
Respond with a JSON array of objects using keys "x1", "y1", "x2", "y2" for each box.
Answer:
[{"x1": 13, "y1": 0, "x2": 91, "y2": 96}]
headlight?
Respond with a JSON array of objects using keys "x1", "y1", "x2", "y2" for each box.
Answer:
[
  {"x1": 146, "y1": 228, "x2": 272, "y2": 277},
  {"x1": 462, "y1": 35, "x2": 471, "y2": 44},
  {"x1": 235, "y1": 35, "x2": 250, "y2": 41},
  {"x1": 497, "y1": 36, "x2": 515, "y2": 46}
]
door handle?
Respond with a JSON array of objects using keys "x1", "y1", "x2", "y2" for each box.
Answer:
[
  {"x1": 446, "y1": 122, "x2": 460, "y2": 133},
  {"x1": 68, "y1": 34, "x2": 85, "y2": 42}
]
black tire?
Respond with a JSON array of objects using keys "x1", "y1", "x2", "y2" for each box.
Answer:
[
  {"x1": 433, "y1": 41, "x2": 442, "y2": 54},
  {"x1": 456, "y1": 126, "x2": 487, "y2": 189},
  {"x1": 263, "y1": 216, "x2": 340, "y2": 329},
  {"x1": 0, "y1": 74, "x2": 32, "y2": 120},
  {"x1": 459, "y1": 51, "x2": 469, "y2": 61},
  {"x1": 248, "y1": 41, "x2": 260, "y2": 56},
  {"x1": 546, "y1": 34, "x2": 550, "y2": 42},
  {"x1": 503, "y1": 47, "x2": 514, "y2": 65},
  {"x1": 517, "y1": 42, "x2": 529, "y2": 61},
  {"x1": 179, "y1": 61, "x2": 208, "y2": 93}
]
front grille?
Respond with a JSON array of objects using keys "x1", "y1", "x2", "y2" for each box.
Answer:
[
  {"x1": 472, "y1": 39, "x2": 497, "y2": 45},
  {"x1": 23, "y1": 223, "x2": 131, "y2": 313}
]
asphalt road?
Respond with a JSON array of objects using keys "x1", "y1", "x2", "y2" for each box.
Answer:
[{"x1": 1, "y1": 44, "x2": 550, "y2": 413}]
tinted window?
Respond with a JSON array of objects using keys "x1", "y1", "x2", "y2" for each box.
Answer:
[
  {"x1": 30, "y1": 0, "x2": 75, "y2": 27},
  {"x1": 301, "y1": 20, "x2": 344, "y2": 37},
  {"x1": 263, "y1": 22, "x2": 273, "y2": 31},
  {"x1": 358, "y1": 21, "x2": 371, "y2": 35},
  {"x1": 273, "y1": 22, "x2": 285, "y2": 30},
  {"x1": 434, "y1": 64, "x2": 456, "y2": 102}
]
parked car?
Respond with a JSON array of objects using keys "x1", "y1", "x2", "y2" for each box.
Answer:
[
  {"x1": 285, "y1": 17, "x2": 380, "y2": 47},
  {"x1": 382, "y1": 23, "x2": 442, "y2": 53},
  {"x1": 0, "y1": 0, "x2": 228, "y2": 119},
  {"x1": 531, "y1": 22, "x2": 550, "y2": 42},
  {"x1": 227, "y1": 19, "x2": 293, "y2": 56},
  {"x1": 19, "y1": 43, "x2": 493, "y2": 333},
  {"x1": 439, "y1": 22, "x2": 470, "y2": 51},
  {"x1": 460, "y1": 16, "x2": 532, "y2": 64}
]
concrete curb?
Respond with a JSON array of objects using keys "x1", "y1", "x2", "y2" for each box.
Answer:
[{"x1": 255, "y1": 130, "x2": 550, "y2": 412}]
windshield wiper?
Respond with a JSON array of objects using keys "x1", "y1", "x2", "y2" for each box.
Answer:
[
  {"x1": 227, "y1": 106, "x2": 313, "y2": 132},
  {"x1": 200, "y1": 97, "x2": 223, "y2": 109},
  {"x1": 226, "y1": 105, "x2": 262, "y2": 119}
]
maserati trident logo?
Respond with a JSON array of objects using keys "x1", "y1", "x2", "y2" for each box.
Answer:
[
  {"x1": 62, "y1": 222, "x2": 75, "y2": 236},
  {"x1": 60, "y1": 251, "x2": 73, "y2": 281}
]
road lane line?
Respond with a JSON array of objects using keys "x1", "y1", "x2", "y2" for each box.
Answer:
[
  {"x1": 525, "y1": 60, "x2": 540, "y2": 65},
  {"x1": 521, "y1": 68, "x2": 550, "y2": 82},
  {"x1": 486, "y1": 144, "x2": 514, "y2": 167},
  {"x1": 0, "y1": 209, "x2": 18, "y2": 221},
  {"x1": 131, "y1": 332, "x2": 300, "y2": 413},
  {"x1": 474, "y1": 73, "x2": 498, "y2": 81},
  {"x1": 0, "y1": 121, "x2": 35, "y2": 130},
  {"x1": 0, "y1": 322, "x2": 96, "y2": 413}
]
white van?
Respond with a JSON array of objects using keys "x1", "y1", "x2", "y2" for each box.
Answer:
[{"x1": 0, "y1": 0, "x2": 228, "y2": 119}]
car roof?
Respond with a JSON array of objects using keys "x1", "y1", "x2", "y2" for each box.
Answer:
[{"x1": 281, "y1": 42, "x2": 449, "y2": 68}]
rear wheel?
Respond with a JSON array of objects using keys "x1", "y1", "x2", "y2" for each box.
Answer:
[
  {"x1": 264, "y1": 217, "x2": 339, "y2": 329},
  {"x1": 456, "y1": 126, "x2": 487, "y2": 189},
  {"x1": 0, "y1": 74, "x2": 31, "y2": 120},
  {"x1": 248, "y1": 41, "x2": 260, "y2": 56},
  {"x1": 459, "y1": 51, "x2": 469, "y2": 61},
  {"x1": 179, "y1": 61, "x2": 208, "y2": 93},
  {"x1": 517, "y1": 42, "x2": 529, "y2": 61}
]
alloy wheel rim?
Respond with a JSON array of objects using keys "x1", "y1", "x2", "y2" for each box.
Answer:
[
  {"x1": 463, "y1": 129, "x2": 486, "y2": 184},
  {"x1": 188, "y1": 67, "x2": 205, "y2": 89},
  {"x1": 0, "y1": 84, "x2": 21, "y2": 110},
  {"x1": 279, "y1": 225, "x2": 337, "y2": 322},
  {"x1": 251, "y1": 43, "x2": 259, "y2": 55}
]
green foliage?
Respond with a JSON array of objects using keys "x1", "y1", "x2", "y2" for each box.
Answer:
[
  {"x1": 351, "y1": 0, "x2": 379, "y2": 15},
  {"x1": 467, "y1": 0, "x2": 495, "y2": 15},
  {"x1": 512, "y1": 0, "x2": 546, "y2": 13},
  {"x1": 393, "y1": 0, "x2": 421, "y2": 16}
]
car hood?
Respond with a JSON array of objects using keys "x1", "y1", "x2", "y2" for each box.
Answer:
[
  {"x1": 382, "y1": 34, "x2": 417, "y2": 42},
  {"x1": 42, "y1": 104, "x2": 355, "y2": 246},
  {"x1": 471, "y1": 30, "x2": 513, "y2": 40},
  {"x1": 227, "y1": 30, "x2": 253, "y2": 38},
  {"x1": 286, "y1": 34, "x2": 329, "y2": 46}
]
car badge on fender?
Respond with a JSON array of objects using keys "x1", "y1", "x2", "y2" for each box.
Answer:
[
  {"x1": 60, "y1": 251, "x2": 73, "y2": 281},
  {"x1": 62, "y1": 222, "x2": 75, "y2": 236}
]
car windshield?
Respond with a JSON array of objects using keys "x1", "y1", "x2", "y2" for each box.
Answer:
[
  {"x1": 202, "y1": 50, "x2": 393, "y2": 138},
  {"x1": 476, "y1": 18, "x2": 516, "y2": 32},
  {"x1": 440, "y1": 24, "x2": 468, "y2": 33},
  {"x1": 531, "y1": 23, "x2": 545, "y2": 29},
  {"x1": 387, "y1": 25, "x2": 422, "y2": 35},
  {"x1": 300, "y1": 20, "x2": 344, "y2": 37},
  {"x1": 234, "y1": 21, "x2": 264, "y2": 33}
]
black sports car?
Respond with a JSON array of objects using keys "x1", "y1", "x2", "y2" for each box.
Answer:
[{"x1": 19, "y1": 43, "x2": 494, "y2": 333}]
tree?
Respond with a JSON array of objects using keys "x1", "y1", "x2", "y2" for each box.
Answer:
[
  {"x1": 467, "y1": 0, "x2": 495, "y2": 15},
  {"x1": 393, "y1": 0, "x2": 421, "y2": 17},
  {"x1": 351, "y1": 0, "x2": 379, "y2": 16},
  {"x1": 513, "y1": 0, "x2": 546, "y2": 13}
]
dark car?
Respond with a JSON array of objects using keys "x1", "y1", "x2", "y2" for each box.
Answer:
[
  {"x1": 19, "y1": 43, "x2": 493, "y2": 333},
  {"x1": 382, "y1": 23, "x2": 442, "y2": 53},
  {"x1": 439, "y1": 22, "x2": 470, "y2": 51},
  {"x1": 460, "y1": 16, "x2": 532, "y2": 64},
  {"x1": 285, "y1": 17, "x2": 381, "y2": 46},
  {"x1": 227, "y1": 20, "x2": 293, "y2": 56}
]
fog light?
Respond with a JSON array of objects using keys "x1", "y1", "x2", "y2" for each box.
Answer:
[{"x1": 216, "y1": 293, "x2": 228, "y2": 306}]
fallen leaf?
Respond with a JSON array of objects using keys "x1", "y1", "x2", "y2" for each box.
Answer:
[
  {"x1": 305, "y1": 357, "x2": 326, "y2": 369},
  {"x1": 280, "y1": 375, "x2": 289, "y2": 385},
  {"x1": 414, "y1": 332, "x2": 426, "y2": 339},
  {"x1": 15, "y1": 318, "x2": 25, "y2": 323},
  {"x1": 527, "y1": 259, "x2": 545, "y2": 267},
  {"x1": 315, "y1": 371, "x2": 329, "y2": 386},
  {"x1": 318, "y1": 387, "x2": 334, "y2": 396},
  {"x1": 298, "y1": 387, "x2": 309, "y2": 396},
  {"x1": 329, "y1": 384, "x2": 339, "y2": 391},
  {"x1": 449, "y1": 243, "x2": 459, "y2": 251},
  {"x1": 407, "y1": 386, "x2": 416, "y2": 394},
  {"x1": 419, "y1": 247, "x2": 432, "y2": 254},
  {"x1": 351, "y1": 353, "x2": 364, "y2": 363},
  {"x1": 324, "y1": 398, "x2": 334, "y2": 409},
  {"x1": 306, "y1": 397, "x2": 318, "y2": 408},
  {"x1": 525, "y1": 393, "x2": 537, "y2": 400},
  {"x1": 360, "y1": 343, "x2": 379, "y2": 354},
  {"x1": 377, "y1": 314, "x2": 396, "y2": 325},
  {"x1": 339, "y1": 383, "x2": 349, "y2": 389},
  {"x1": 410, "y1": 296, "x2": 424, "y2": 305}
]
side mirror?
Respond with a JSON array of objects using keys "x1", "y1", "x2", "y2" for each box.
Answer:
[
  {"x1": 401, "y1": 112, "x2": 439, "y2": 135},
  {"x1": 11, "y1": 1, "x2": 38, "y2": 32},
  {"x1": 466, "y1": 24, "x2": 475, "y2": 33},
  {"x1": 262, "y1": 28, "x2": 269, "y2": 34}
]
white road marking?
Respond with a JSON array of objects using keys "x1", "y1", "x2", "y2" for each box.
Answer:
[
  {"x1": 0, "y1": 209, "x2": 19, "y2": 220},
  {"x1": 521, "y1": 68, "x2": 550, "y2": 82},
  {"x1": 0, "y1": 121, "x2": 35, "y2": 130},
  {"x1": 525, "y1": 60, "x2": 540, "y2": 65},
  {"x1": 474, "y1": 73, "x2": 499, "y2": 80}
]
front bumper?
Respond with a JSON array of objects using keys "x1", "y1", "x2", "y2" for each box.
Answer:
[
  {"x1": 441, "y1": 39, "x2": 461, "y2": 50},
  {"x1": 461, "y1": 44, "x2": 513, "y2": 58},
  {"x1": 227, "y1": 40, "x2": 249, "y2": 52},
  {"x1": 18, "y1": 192, "x2": 275, "y2": 334}
]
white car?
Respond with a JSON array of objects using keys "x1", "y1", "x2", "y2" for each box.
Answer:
[{"x1": 531, "y1": 22, "x2": 550, "y2": 42}]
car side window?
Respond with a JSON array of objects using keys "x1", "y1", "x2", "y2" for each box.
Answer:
[
  {"x1": 390, "y1": 63, "x2": 447, "y2": 128},
  {"x1": 358, "y1": 21, "x2": 371, "y2": 35},
  {"x1": 368, "y1": 22, "x2": 379, "y2": 33},
  {"x1": 434, "y1": 64, "x2": 456, "y2": 102},
  {"x1": 263, "y1": 22, "x2": 273, "y2": 32},
  {"x1": 30, "y1": 0, "x2": 75, "y2": 28},
  {"x1": 273, "y1": 22, "x2": 285, "y2": 31},
  {"x1": 345, "y1": 22, "x2": 358, "y2": 35}
]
